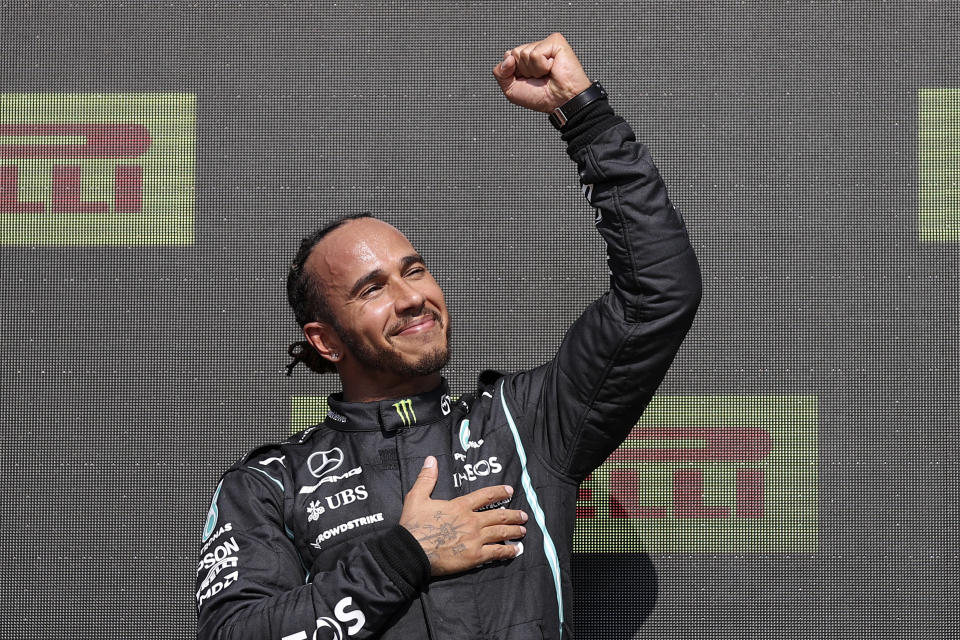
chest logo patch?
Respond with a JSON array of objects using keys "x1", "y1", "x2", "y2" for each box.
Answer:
[{"x1": 299, "y1": 447, "x2": 351, "y2": 495}]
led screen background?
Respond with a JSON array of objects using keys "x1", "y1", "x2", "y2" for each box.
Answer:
[{"x1": 0, "y1": 1, "x2": 956, "y2": 638}]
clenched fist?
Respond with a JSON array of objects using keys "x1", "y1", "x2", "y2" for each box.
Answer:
[
  {"x1": 492, "y1": 33, "x2": 592, "y2": 113},
  {"x1": 400, "y1": 456, "x2": 528, "y2": 576}
]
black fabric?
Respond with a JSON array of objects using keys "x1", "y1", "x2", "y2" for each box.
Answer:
[
  {"x1": 367, "y1": 525, "x2": 431, "y2": 599},
  {"x1": 326, "y1": 380, "x2": 453, "y2": 432},
  {"x1": 560, "y1": 99, "x2": 624, "y2": 156}
]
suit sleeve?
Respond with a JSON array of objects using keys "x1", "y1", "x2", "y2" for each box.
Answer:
[
  {"x1": 195, "y1": 468, "x2": 429, "y2": 640},
  {"x1": 507, "y1": 99, "x2": 702, "y2": 482}
]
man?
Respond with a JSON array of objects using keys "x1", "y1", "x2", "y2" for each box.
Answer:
[{"x1": 196, "y1": 33, "x2": 701, "y2": 639}]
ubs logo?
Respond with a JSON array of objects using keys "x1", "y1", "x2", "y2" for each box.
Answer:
[{"x1": 0, "y1": 93, "x2": 195, "y2": 245}]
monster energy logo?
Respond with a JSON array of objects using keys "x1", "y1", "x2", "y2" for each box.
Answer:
[{"x1": 393, "y1": 398, "x2": 416, "y2": 426}]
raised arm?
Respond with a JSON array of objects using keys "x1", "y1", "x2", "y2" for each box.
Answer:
[{"x1": 493, "y1": 34, "x2": 702, "y2": 481}]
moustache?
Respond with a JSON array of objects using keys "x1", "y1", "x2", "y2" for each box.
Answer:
[{"x1": 389, "y1": 310, "x2": 442, "y2": 336}]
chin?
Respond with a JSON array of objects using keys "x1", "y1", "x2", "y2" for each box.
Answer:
[{"x1": 405, "y1": 345, "x2": 450, "y2": 376}]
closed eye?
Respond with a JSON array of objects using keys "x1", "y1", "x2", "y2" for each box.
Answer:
[{"x1": 360, "y1": 283, "x2": 383, "y2": 298}]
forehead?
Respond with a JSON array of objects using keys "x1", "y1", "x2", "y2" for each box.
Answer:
[{"x1": 305, "y1": 218, "x2": 418, "y2": 294}]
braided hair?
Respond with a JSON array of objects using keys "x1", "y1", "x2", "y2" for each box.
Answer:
[{"x1": 285, "y1": 212, "x2": 374, "y2": 375}]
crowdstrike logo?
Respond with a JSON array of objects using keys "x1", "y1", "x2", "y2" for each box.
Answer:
[
  {"x1": 310, "y1": 512, "x2": 384, "y2": 550},
  {"x1": 393, "y1": 398, "x2": 416, "y2": 426},
  {"x1": 280, "y1": 596, "x2": 366, "y2": 640}
]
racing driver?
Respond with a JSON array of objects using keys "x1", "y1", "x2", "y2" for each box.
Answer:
[{"x1": 196, "y1": 33, "x2": 702, "y2": 640}]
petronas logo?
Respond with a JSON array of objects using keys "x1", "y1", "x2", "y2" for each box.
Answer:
[{"x1": 393, "y1": 398, "x2": 416, "y2": 426}]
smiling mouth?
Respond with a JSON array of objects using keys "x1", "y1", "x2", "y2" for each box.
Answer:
[{"x1": 391, "y1": 313, "x2": 441, "y2": 337}]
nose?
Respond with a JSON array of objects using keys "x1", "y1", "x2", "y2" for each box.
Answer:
[{"x1": 394, "y1": 277, "x2": 425, "y2": 315}]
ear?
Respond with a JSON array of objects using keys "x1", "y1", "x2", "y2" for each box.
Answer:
[{"x1": 303, "y1": 321, "x2": 344, "y2": 364}]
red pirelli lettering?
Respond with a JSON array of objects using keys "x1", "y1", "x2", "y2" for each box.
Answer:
[
  {"x1": 608, "y1": 427, "x2": 772, "y2": 462},
  {"x1": 52, "y1": 165, "x2": 109, "y2": 213},
  {"x1": 0, "y1": 123, "x2": 152, "y2": 214},
  {"x1": 0, "y1": 124, "x2": 151, "y2": 158},
  {"x1": 0, "y1": 166, "x2": 44, "y2": 212}
]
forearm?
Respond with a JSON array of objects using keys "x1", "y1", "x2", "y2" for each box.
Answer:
[
  {"x1": 512, "y1": 96, "x2": 701, "y2": 480},
  {"x1": 563, "y1": 99, "x2": 702, "y2": 326}
]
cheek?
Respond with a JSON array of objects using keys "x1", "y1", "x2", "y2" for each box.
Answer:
[
  {"x1": 357, "y1": 299, "x2": 395, "y2": 334},
  {"x1": 424, "y1": 277, "x2": 448, "y2": 311}
]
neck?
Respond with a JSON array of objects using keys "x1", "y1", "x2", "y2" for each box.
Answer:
[{"x1": 339, "y1": 370, "x2": 443, "y2": 403}]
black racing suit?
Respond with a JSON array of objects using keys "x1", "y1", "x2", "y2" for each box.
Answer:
[{"x1": 195, "y1": 99, "x2": 702, "y2": 640}]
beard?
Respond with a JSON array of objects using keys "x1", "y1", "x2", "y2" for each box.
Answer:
[{"x1": 333, "y1": 314, "x2": 451, "y2": 378}]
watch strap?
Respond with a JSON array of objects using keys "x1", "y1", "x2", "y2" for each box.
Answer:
[{"x1": 549, "y1": 81, "x2": 607, "y2": 130}]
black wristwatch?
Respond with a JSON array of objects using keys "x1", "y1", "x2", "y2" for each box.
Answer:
[{"x1": 548, "y1": 81, "x2": 607, "y2": 130}]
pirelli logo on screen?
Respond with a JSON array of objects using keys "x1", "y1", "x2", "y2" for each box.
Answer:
[
  {"x1": 0, "y1": 93, "x2": 195, "y2": 245},
  {"x1": 292, "y1": 394, "x2": 818, "y2": 553},
  {"x1": 573, "y1": 395, "x2": 818, "y2": 553}
]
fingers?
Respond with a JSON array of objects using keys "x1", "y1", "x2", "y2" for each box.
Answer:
[
  {"x1": 508, "y1": 43, "x2": 553, "y2": 79},
  {"x1": 457, "y1": 483, "x2": 514, "y2": 511},
  {"x1": 406, "y1": 456, "x2": 438, "y2": 500},
  {"x1": 493, "y1": 53, "x2": 515, "y2": 79},
  {"x1": 476, "y1": 507, "x2": 528, "y2": 527},
  {"x1": 480, "y1": 524, "x2": 527, "y2": 545},
  {"x1": 492, "y1": 54, "x2": 515, "y2": 94},
  {"x1": 477, "y1": 540, "x2": 524, "y2": 564},
  {"x1": 504, "y1": 33, "x2": 570, "y2": 79}
]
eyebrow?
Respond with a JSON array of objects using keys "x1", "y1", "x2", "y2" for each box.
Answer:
[{"x1": 348, "y1": 253, "x2": 425, "y2": 299}]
